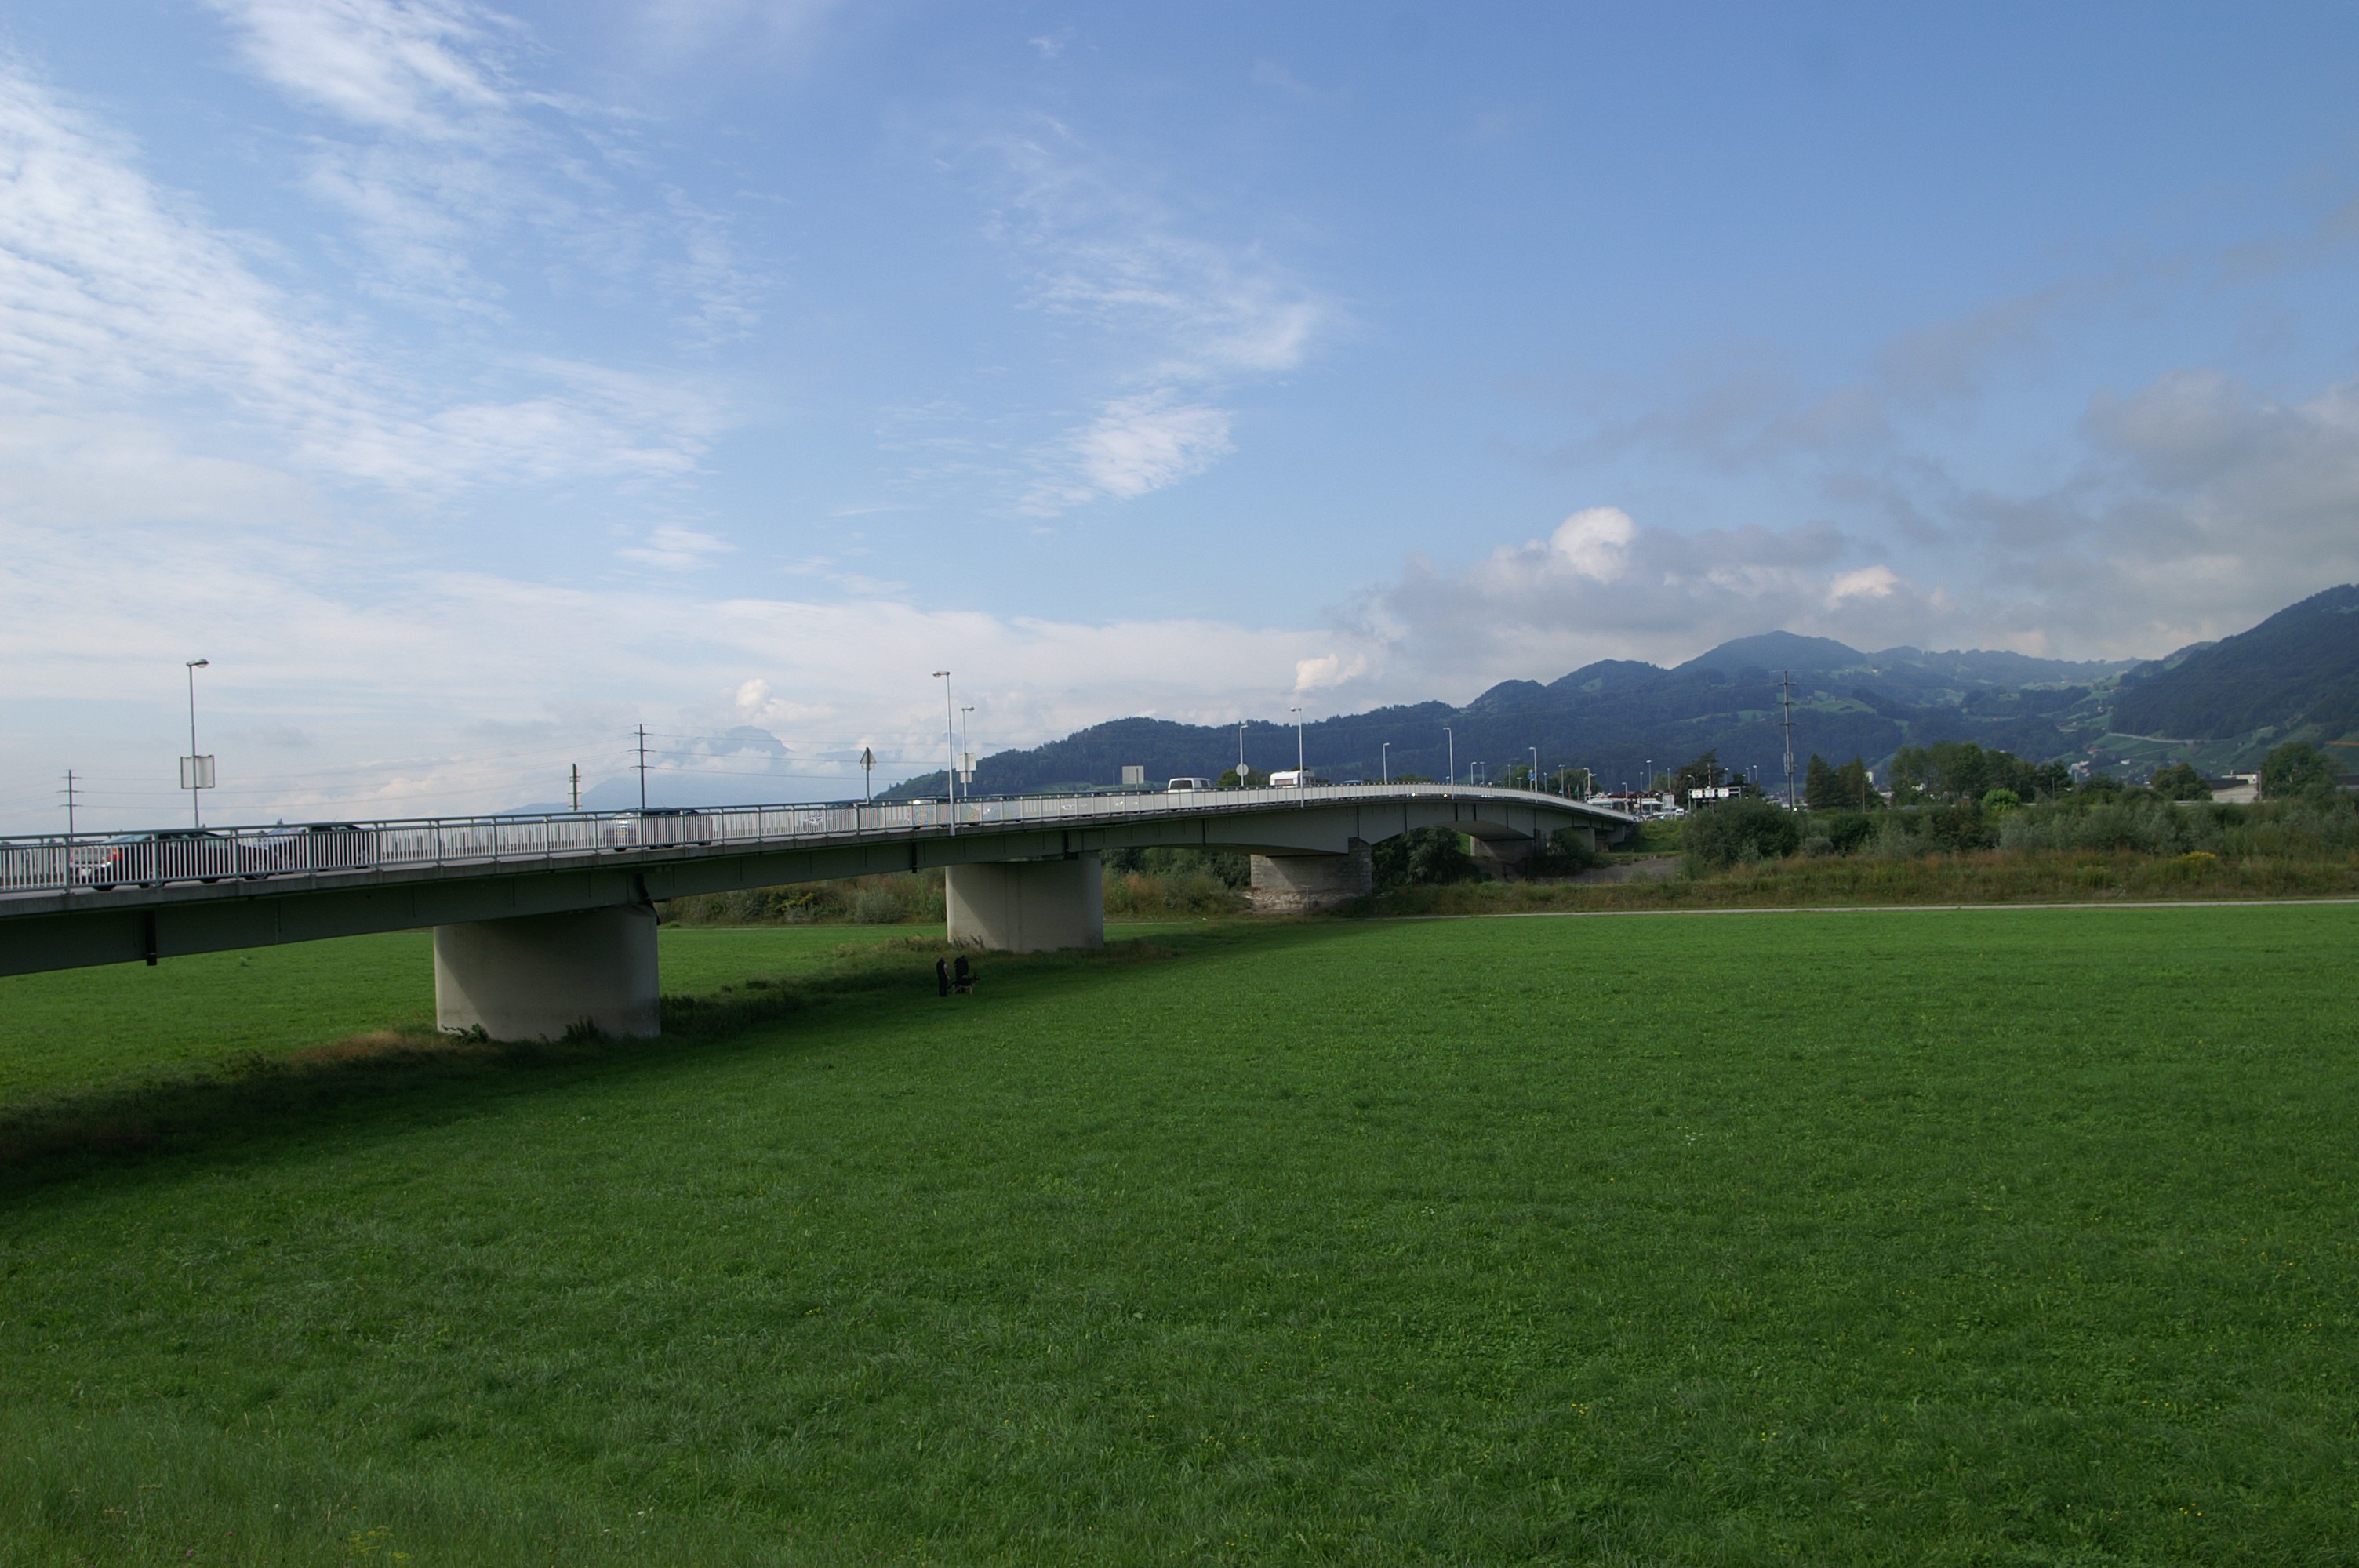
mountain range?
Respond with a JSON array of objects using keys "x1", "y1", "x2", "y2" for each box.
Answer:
[{"x1": 883, "y1": 586, "x2": 2359, "y2": 799}]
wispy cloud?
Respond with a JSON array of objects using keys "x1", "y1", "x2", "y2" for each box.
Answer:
[
  {"x1": 205, "y1": 0, "x2": 767, "y2": 335},
  {"x1": 975, "y1": 118, "x2": 1330, "y2": 510},
  {"x1": 0, "y1": 51, "x2": 722, "y2": 492}
]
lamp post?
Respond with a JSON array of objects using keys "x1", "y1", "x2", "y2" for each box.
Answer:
[
  {"x1": 1290, "y1": 706, "x2": 1303, "y2": 775},
  {"x1": 1236, "y1": 720, "x2": 1246, "y2": 783},
  {"x1": 1381, "y1": 741, "x2": 1389, "y2": 784},
  {"x1": 1530, "y1": 746, "x2": 1539, "y2": 793},
  {"x1": 960, "y1": 705, "x2": 974, "y2": 795},
  {"x1": 183, "y1": 658, "x2": 210, "y2": 829},
  {"x1": 932, "y1": 670, "x2": 955, "y2": 834},
  {"x1": 1445, "y1": 725, "x2": 1454, "y2": 788}
]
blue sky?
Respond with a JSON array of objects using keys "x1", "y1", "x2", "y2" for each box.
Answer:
[{"x1": 4, "y1": 2, "x2": 2357, "y2": 826}]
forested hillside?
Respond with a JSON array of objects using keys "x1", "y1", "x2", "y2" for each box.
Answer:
[{"x1": 2110, "y1": 585, "x2": 2359, "y2": 741}]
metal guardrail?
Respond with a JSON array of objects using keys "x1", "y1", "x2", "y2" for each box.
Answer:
[{"x1": 0, "y1": 784, "x2": 1627, "y2": 899}]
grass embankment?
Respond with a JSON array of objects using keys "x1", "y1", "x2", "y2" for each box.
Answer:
[
  {"x1": 1361, "y1": 848, "x2": 2359, "y2": 918},
  {"x1": 3, "y1": 908, "x2": 2357, "y2": 1562}
]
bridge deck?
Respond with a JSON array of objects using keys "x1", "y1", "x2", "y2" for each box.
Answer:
[{"x1": 0, "y1": 785, "x2": 1631, "y2": 976}]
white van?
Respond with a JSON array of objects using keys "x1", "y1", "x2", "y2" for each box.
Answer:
[
  {"x1": 1270, "y1": 768, "x2": 1318, "y2": 788},
  {"x1": 1166, "y1": 776, "x2": 1214, "y2": 793}
]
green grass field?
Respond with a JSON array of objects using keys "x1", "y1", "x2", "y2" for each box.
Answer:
[{"x1": 2, "y1": 908, "x2": 2355, "y2": 1564}]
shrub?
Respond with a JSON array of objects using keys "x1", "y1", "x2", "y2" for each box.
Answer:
[
  {"x1": 1373, "y1": 826, "x2": 1481, "y2": 889},
  {"x1": 1682, "y1": 798, "x2": 1802, "y2": 873}
]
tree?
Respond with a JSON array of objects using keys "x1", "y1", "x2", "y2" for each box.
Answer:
[
  {"x1": 2147, "y1": 761, "x2": 2212, "y2": 800},
  {"x1": 1804, "y1": 753, "x2": 1842, "y2": 811},
  {"x1": 1372, "y1": 826, "x2": 1481, "y2": 888},
  {"x1": 1682, "y1": 797, "x2": 1802, "y2": 872},
  {"x1": 1833, "y1": 757, "x2": 1881, "y2": 810},
  {"x1": 2260, "y1": 741, "x2": 2336, "y2": 800}
]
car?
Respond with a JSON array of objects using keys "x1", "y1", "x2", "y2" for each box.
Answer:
[
  {"x1": 82, "y1": 829, "x2": 242, "y2": 887},
  {"x1": 634, "y1": 807, "x2": 719, "y2": 848},
  {"x1": 1165, "y1": 777, "x2": 1214, "y2": 793},
  {"x1": 1270, "y1": 769, "x2": 1325, "y2": 788}
]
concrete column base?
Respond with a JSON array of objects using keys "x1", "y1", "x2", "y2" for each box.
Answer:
[
  {"x1": 1249, "y1": 840, "x2": 1374, "y2": 913},
  {"x1": 433, "y1": 902, "x2": 661, "y2": 1041},
  {"x1": 945, "y1": 853, "x2": 1104, "y2": 953}
]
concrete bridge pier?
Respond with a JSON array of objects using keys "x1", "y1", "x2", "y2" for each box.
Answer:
[
  {"x1": 946, "y1": 852, "x2": 1105, "y2": 953},
  {"x1": 1468, "y1": 837, "x2": 1536, "y2": 879},
  {"x1": 1249, "y1": 840, "x2": 1374, "y2": 913},
  {"x1": 433, "y1": 903, "x2": 662, "y2": 1041}
]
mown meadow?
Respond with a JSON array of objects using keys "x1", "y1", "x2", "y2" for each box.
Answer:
[{"x1": 2, "y1": 906, "x2": 2355, "y2": 1563}]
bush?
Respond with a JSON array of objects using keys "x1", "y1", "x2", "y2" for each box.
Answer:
[
  {"x1": 1518, "y1": 826, "x2": 1605, "y2": 878},
  {"x1": 1683, "y1": 798, "x2": 1802, "y2": 873},
  {"x1": 1373, "y1": 826, "x2": 1481, "y2": 889}
]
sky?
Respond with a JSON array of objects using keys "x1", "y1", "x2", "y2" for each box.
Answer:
[{"x1": 4, "y1": 2, "x2": 2358, "y2": 827}]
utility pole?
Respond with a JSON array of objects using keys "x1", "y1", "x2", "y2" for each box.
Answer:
[
  {"x1": 61, "y1": 770, "x2": 78, "y2": 846},
  {"x1": 636, "y1": 724, "x2": 649, "y2": 812},
  {"x1": 569, "y1": 763, "x2": 580, "y2": 811},
  {"x1": 1779, "y1": 670, "x2": 1797, "y2": 811}
]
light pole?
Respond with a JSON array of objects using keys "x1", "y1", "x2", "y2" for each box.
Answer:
[
  {"x1": 1530, "y1": 746, "x2": 1539, "y2": 793},
  {"x1": 961, "y1": 705, "x2": 974, "y2": 795},
  {"x1": 1381, "y1": 741, "x2": 1389, "y2": 784},
  {"x1": 933, "y1": 670, "x2": 955, "y2": 833},
  {"x1": 1291, "y1": 706, "x2": 1303, "y2": 775},
  {"x1": 1237, "y1": 720, "x2": 1246, "y2": 783},
  {"x1": 1445, "y1": 725, "x2": 1454, "y2": 787},
  {"x1": 183, "y1": 658, "x2": 210, "y2": 829}
]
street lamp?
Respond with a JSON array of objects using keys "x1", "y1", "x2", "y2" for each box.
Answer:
[
  {"x1": 1530, "y1": 746, "x2": 1539, "y2": 793},
  {"x1": 1381, "y1": 740, "x2": 1389, "y2": 784},
  {"x1": 181, "y1": 658, "x2": 212, "y2": 829},
  {"x1": 1445, "y1": 725, "x2": 1454, "y2": 787},
  {"x1": 932, "y1": 670, "x2": 955, "y2": 833},
  {"x1": 1290, "y1": 706, "x2": 1303, "y2": 775},
  {"x1": 960, "y1": 705, "x2": 974, "y2": 794}
]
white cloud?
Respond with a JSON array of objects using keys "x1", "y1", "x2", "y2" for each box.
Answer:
[
  {"x1": 205, "y1": 0, "x2": 766, "y2": 332},
  {"x1": 973, "y1": 121, "x2": 1330, "y2": 510},
  {"x1": 206, "y1": 0, "x2": 511, "y2": 135},
  {"x1": 0, "y1": 56, "x2": 722, "y2": 491},
  {"x1": 620, "y1": 524, "x2": 736, "y2": 569},
  {"x1": 1547, "y1": 506, "x2": 1635, "y2": 581},
  {"x1": 1062, "y1": 396, "x2": 1233, "y2": 503},
  {"x1": 0, "y1": 503, "x2": 1367, "y2": 827}
]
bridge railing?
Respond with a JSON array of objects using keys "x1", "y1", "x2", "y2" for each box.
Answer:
[{"x1": 0, "y1": 784, "x2": 1620, "y2": 898}]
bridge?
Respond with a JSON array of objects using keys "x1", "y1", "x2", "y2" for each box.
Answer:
[{"x1": 0, "y1": 784, "x2": 1632, "y2": 1041}]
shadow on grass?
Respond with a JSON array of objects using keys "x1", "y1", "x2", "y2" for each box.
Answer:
[{"x1": 0, "y1": 921, "x2": 1348, "y2": 1199}]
